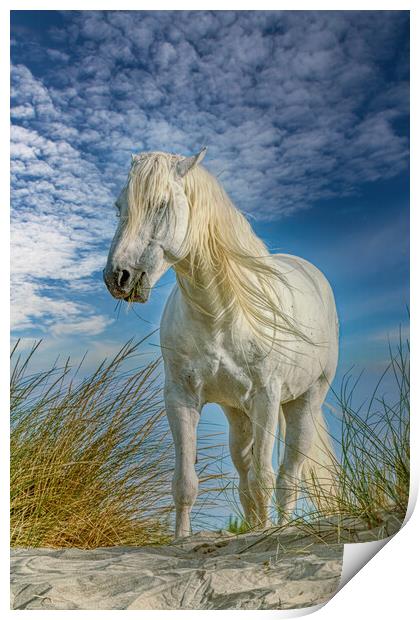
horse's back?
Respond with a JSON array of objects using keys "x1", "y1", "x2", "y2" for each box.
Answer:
[
  {"x1": 274, "y1": 252, "x2": 338, "y2": 349},
  {"x1": 274, "y1": 253, "x2": 337, "y2": 313},
  {"x1": 274, "y1": 253, "x2": 333, "y2": 293},
  {"x1": 161, "y1": 253, "x2": 338, "y2": 348}
]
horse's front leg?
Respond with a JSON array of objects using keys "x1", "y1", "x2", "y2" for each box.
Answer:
[{"x1": 164, "y1": 383, "x2": 200, "y2": 539}]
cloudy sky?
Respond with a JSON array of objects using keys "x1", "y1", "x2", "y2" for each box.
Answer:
[{"x1": 11, "y1": 10, "x2": 409, "y2": 402}]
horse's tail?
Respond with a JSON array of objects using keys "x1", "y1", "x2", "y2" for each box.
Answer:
[{"x1": 301, "y1": 406, "x2": 339, "y2": 514}]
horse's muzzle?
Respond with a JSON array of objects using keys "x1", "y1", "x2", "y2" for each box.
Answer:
[{"x1": 103, "y1": 268, "x2": 151, "y2": 303}]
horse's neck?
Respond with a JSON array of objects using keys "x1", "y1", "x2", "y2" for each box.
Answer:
[
  {"x1": 173, "y1": 258, "x2": 234, "y2": 326},
  {"x1": 172, "y1": 192, "x2": 273, "y2": 328}
]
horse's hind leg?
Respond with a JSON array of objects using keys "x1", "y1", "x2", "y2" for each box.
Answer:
[
  {"x1": 248, "y1": 392, "x2": 279, "y2": 528},
  {"x1": 276, "y1": 377, "x2": 330, "y2": 524},
  {"x1": 223, "y1": 406, "x2": 257, "y2": 525},
  {"x1": 165, "y1": 384, "x2": 200, "y2": 539}
]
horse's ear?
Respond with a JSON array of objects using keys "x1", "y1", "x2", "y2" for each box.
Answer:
[
  {"x1": 176, "y1": 147, "x2": 207, "y2": 178},
  {"x1": 131, "y1": 153, "x2": 137, "y2": 164}
]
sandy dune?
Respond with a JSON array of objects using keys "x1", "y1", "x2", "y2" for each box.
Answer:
[{"x1": 11, "y1": 527, "x2": 343, "y2": 610}]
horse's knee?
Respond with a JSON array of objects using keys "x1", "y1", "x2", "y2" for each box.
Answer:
[
  {"x1": 172, "y1": 469, "x2": 198, "y2": 508},
  {"x1": 281, "y1": 448, "x2": 306, "y2": 476},
  {"x1": 232, "y1": 457, "x2": 252, "y2": 484}
]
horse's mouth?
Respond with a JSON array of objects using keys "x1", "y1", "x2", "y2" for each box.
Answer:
[{"x1": 123, "y1": 272, "x2": 151, "y2": 303}]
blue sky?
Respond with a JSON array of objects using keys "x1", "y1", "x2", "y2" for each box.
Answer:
[{"x1": 11, "y1": 11, "x2": 409, "y2": 421}]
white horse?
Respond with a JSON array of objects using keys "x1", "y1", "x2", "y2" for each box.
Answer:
[{"x1": 104, "y1": 148, "x2": 339, "y2": 539}]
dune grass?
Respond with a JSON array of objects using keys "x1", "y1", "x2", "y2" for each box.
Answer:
[
  {"x1": 10, "y1": 339, "x2": 177, "y2": 549},
  {"x1": 10, "y1": 338, "x2": 227, "y2": 548},
  {"x1": 306, "y1": 334, "x2": 409, "y2": 540},
  {"x1": 11, "y1": 331, "x2": 409, "y2": 548}
]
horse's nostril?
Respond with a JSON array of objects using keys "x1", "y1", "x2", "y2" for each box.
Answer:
[{"x1": 117, "y1": 269, "x2": 131, "y2": 288}]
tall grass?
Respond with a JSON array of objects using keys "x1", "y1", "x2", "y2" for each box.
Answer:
[
  {"x1": 10, "y1": 339, "x2": 175, "y2": 548},
  {"x1": 11, "y1": 332, "x2": 409, "y2": 547},
  {"x1": 306, "y1": 334, "x2": 410, "y2": 538}
]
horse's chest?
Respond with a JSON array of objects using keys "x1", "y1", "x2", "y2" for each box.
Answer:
[
  {"x1": 177, "y1": 347, "x2": 256, "y2": 409},
  {"x1": 201, "y1": 354, "x2": 254, "y2": 408}
]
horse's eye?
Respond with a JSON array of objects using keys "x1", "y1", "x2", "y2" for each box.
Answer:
[{"x1": 114, "y1": 203, "x2": 121, "y2": 218}]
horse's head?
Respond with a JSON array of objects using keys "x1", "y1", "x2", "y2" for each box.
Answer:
[{"x1": 103, "y1": 147, "x2": 206, "y2": 302}]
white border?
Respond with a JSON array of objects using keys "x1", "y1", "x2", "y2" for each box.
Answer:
[{"x1": 2, "y1": 3, "x2": 417, "y2": 619}]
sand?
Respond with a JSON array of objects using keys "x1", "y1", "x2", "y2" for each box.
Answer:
[{"x1": 11, "y1": 527, "x2": 343, "y2": 610}]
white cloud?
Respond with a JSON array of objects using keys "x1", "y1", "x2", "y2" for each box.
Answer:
[
  {"x1": 11, "y1": 104, "x2": 35, "y2": 119},
  {"x1": 50, "y1": 315, "x2": 113, "y2": 337},
  {"x1": 10, "y1": 73, "x2": 116, "y2": 333},
  {"x1": 14, "y1": 11, "x2": 409, "y2": 217},
  {"x1": 10, "y1": 272, "x2": 112, "y2": 334},
  {"x1": 10, "y1": 10, "x2": 409, "y2": 338}
]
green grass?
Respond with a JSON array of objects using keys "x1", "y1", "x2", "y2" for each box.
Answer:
[{"x1": 226, "y1": 515, "x2": 251, "y2": 535}]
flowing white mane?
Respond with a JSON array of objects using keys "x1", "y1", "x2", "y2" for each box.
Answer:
[{"x1": 126, "y1": 151, "x2": 309, "y2": 348}]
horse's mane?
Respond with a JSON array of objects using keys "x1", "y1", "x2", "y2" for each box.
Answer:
[{"x1": 126, "y1": 152, "x2": 309, "y2": 349}]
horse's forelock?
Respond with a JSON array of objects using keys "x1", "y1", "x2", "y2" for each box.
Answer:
[{"x1": 125, "y1": 152, "x2": 176, "y2": 236}]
